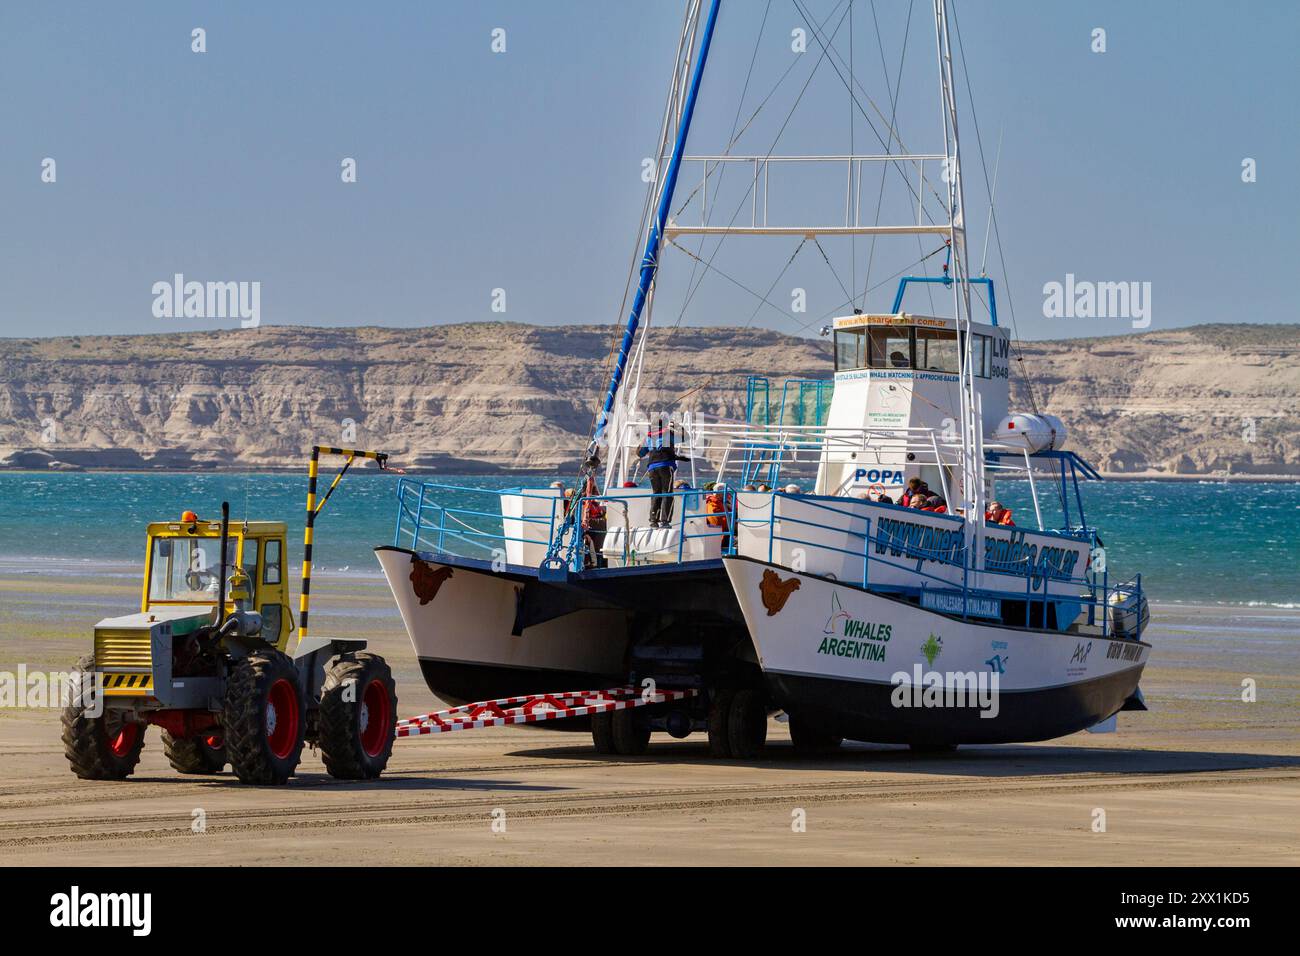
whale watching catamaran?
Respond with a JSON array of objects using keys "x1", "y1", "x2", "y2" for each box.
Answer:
[{"x1": 377, "y1": 0, "x2": 1150, "y2": 755}]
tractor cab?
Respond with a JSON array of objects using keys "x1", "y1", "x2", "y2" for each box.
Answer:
[{"x1": 142, "y1": 513, "x2": 291, "y2": 652}]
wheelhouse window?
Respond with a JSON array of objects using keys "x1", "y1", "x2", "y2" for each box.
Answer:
[
  {"x1": 834, "y1": 328, "x2": 867, "y2": 370},
  {"x1": 914, "y1": 328, "x2": 960, "y2": 373},
  {"x1": 869, "y1": 328, "x2": 912, "y2": 369},
  {"x1": 962, "y1": 332, "x2": 993, "y2": 378},
  {"x1": 835, "y1": 326, "x2": 915, "y2": 371}
]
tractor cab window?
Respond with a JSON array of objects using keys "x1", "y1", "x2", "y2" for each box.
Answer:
[
  {"x1": 148, "y1": 537, "x2": 237, "y2": 602},
  {"x1": 263, "y1": 539, "x2": 282, "y2": 585},
  {"x1": 240, "y1": 540, "x2": 259, "y2": 600}
]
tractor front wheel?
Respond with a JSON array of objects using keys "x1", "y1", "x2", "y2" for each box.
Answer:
[
  {"x1": 317, "y1": 652, "x2": 398, "y2": 780},
  {"x1": 162, "y1": 731, "x2": 227, "y2": 774},
  {"x1": 222, "y1": 651, "x2": 306, "y2": 785},
  {"x1": 62, "y1": 656, "x2": 146, "y2": 780}
]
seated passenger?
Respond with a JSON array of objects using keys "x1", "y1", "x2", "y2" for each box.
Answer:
[
  {"x1": 889, "y1": 350, "x2": 909, "y2": 368},
  {"x1": 923, "y1": 495, "x2": 947, "y2": 514},
  {"x1": 986, "y1": 500, "x2": 1015, "y2": 525},
  {"x1": 783, "y1": 483, "x2": 801, "y2": 495},
  {"x1": 907, "y1": 495, "x2": 927, "y2": 509},
  {"x1": 756, "y1": 483, "x2": 771, "y2": 493},
  {"x1": 899, "y1": 478, "x2": 930, "y2": 507}
]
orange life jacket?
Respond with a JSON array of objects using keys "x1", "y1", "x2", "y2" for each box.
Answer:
[{"x1": 705, "y1": 492, "x2": 729, "y2": 529}]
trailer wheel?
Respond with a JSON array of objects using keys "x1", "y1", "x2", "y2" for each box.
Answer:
[
  {"x1": 726, "y1": 688, "x2": 767, "y2": 759},
  {"x1": 707, "y1": 689, "x2": 734, "y2": 757},
  {"x1": 317, "y1": 652, "x2": 397, "y2": 780},
  {"x1": 62, "y1": 657, "x2": 146, "y2": 781},
  {"x1": 611, "y1": 708, "x2": 650, "y2": 756},
  {"x1": 162, "y1": 731, "x2": 227, "y2": 774},
  {"x1": 590, "y1": 712, "x2": 616, "y2": 754},
  {"x1": 788, "y1": 715, "x2": 842, "y2": 755},
  {"x1": 222, "y1": 651, "x2": 305, "y2": 785}
]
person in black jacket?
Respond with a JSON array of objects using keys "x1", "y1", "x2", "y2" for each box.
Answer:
[{"x1": 637, "y1": 417, "x2": 691, "y2": 527}]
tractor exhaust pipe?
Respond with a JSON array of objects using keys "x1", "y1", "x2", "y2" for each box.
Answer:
[{"x1": 217, "y1": 501, "x2": 230, "y2": 628}]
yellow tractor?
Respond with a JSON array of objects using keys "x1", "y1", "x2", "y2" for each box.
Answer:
[{"x1": 61, "y1": 447, "x2": 399, "y2": 785}]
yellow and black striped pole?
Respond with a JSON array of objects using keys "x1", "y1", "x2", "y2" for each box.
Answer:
[{"x1": 297, "y1": 445, "x2": 389, "y2": 649}]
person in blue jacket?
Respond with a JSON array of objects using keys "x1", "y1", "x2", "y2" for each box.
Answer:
[{"x1": 637, "y1": 417, "x2": 691, "y2": 527}]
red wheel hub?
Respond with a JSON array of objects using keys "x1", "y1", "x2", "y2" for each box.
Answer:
[
  {"x1": 265, "y1": 679, "x2": 299, "y2": 759},
  {"x1": 108, "y1": 721, "x2": 140, "y2": 757},
  {"x1": 359, "y1": 679, "x2": 392, "y2": 757}
]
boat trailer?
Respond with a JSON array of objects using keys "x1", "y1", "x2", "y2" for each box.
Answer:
[{"x1": 396, "y1": 686, "x2": 697, "y2": 738}]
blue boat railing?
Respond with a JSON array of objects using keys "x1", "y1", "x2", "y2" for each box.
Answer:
[{"x1": 391, "y1": 479, "x2": 1143, "y2": 638}]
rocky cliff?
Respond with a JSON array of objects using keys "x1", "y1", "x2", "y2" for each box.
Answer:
[{"x1": 1, "y1": 322, "x2": 1296, "y2": 477}]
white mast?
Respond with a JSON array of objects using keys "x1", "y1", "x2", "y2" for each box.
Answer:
[{"x1": 933, "y1": 0, "x2": 984, "y2": 568}]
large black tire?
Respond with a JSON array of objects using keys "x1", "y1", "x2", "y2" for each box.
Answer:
[
  {"x1": 726, "y1": 688, "x2": 768, "y2": 759},
  {"x1": 317, "y1": 652, "x2": 397, "y2": 780},
  {"x1": 222, "y1": 651, "x2": 305, "y2": 785},
  {"x1": 590, "y1": 711, "x2": 616, "y2": 754},
  {"x1": 707, "y1": 689, "x2": 734, "y2": 758},
  {"x1": 788, "y1": 715, "x2": 843, "y2": 755},
  {"x1": 610, "y1": 708, "x2": 650, "y2": 756},
  {"x1": 162, "y1": 731, "x2": 227, "y2": 774},
  {"x1": 61, "y1": 657, "x2": 145, "y2": 780}
]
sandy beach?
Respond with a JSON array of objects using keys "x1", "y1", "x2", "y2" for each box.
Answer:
[{"x1": 1, "y1": 568, "x2": 1297, "y2": 866}]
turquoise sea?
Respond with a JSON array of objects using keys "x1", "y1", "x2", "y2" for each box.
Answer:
[{"x1": 1, "y1": 472, "x2": 1296, "y2": 608}]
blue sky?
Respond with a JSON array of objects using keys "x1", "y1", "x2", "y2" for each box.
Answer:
[{"x1": 1, "y1": 0, "x2": 1295, "y2": 342}]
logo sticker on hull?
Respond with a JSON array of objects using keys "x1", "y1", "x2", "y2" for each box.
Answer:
[
  {"x1": 410, "y1": 558, "x2": 453, "y2": 606},
  {"x1": 921, "y1": 633, "x2": 943, "y2": 666},
  {"x1": 759, "y1": 569, "x2": 801, "y2": 616},
  {"x1": 1066, "y1": 640, "x2": 1093, "y2": 677},
  {"x1": 817, "y1": 592, "x2": 891, "y2": 663}
]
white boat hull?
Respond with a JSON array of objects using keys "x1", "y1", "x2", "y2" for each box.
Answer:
[
  {"x1": 375, "y1": 546, "x2": 627, "y2": 706},
  {"x1": 724, "y1": 556, "x2": 1149, "y2": 744}
]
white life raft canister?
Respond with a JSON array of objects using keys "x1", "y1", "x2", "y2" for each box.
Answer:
[{"x1": 992, "y1": 413, "x2": 1067, "y2": 452}]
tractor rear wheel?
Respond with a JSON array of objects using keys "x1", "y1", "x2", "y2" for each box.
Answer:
[
  {"x1": 62, "y1": 655, "x2": 146, "y2": 780},
  {"x1": 162, "y1": 731, "x2": 227, "y2": 774},
  {"x1": 317, "y1": 652, "x2": 397, "y2": 780},
  {"x1": 726, "y1": 688, "x2": 768, "y2": 759},
  {"x1": 222, "y1": 651, "x2": 305, "y2": 785},
  {"x1": 610, "y1": 708, "x2": 650, "y2": 755}
]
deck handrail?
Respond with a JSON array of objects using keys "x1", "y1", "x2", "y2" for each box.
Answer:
[{"x1": 389, "y1": 480, "x2": 1142, "y2": 637}]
